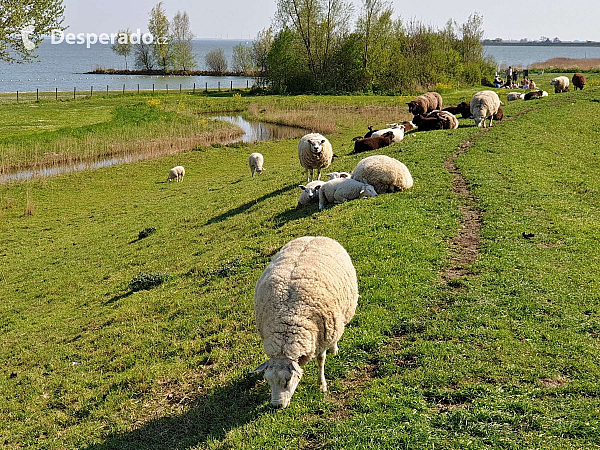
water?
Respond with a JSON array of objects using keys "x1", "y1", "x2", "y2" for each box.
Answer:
[
  {"x1": 0, "y1": 116, "x2": 305, "y2": 183},
  {"x1": 484, "y1": 45, "x2": 600, "y2": 69},
  {"x1": 0, "y1": 39, "x2": 255, "y2": 93}
]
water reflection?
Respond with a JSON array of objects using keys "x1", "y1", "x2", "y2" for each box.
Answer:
[{"x1": 212, "y1": 115, "x2": 305, "y2": 143}]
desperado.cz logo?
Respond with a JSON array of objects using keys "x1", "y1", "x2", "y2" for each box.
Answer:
[
  {"x1": 51, "y1": 29, "x2": 167, "y2": 48},
  {"x1": 21, "y1": 25, "x2": 36, "y2": 51}
]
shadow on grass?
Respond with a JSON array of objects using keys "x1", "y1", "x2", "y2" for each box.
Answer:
[
  {"x1": 205, "y1": 185, "x2": 296, "y2": 225},
  {"x1": 271, "y1": 204, "x2": 317, "y2": 227},
  {"x1": 84, "y1": 372, "x2": 269, "y2": 450},
  {"x1": 105, "y1": 291, "x2": 133, "y2": 305}
]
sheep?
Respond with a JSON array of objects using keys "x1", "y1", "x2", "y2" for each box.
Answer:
[
  {"x1": 427, "y1": 110, "x2": 459, "y2": 129},
  {"x1": 524, "y1": 90, "x2": 548, "y2": 101},
  {"x1": 442, "y1": 102, "x2": 471, "y2": 118},
  {"x1": 326, "y1": 172, "x2": 351, "y2": 180},
  {"x1": 351, "y1": 154, "x2": 413, "y2": 194},
  {"x1": 412, "y1": 110, "x2": 458, "y2": 131},
  {"x1": 401, "y1": 121, "x2": 416, "y2": 132},
  {"x1": 297, "y1": 180, "x2": 326, "y2": 207},
  {"x1": 550, "y1": 76, "x2": 570, "y2": 93},
  {"x1": 353, "y1": 131, "x2": 394, "y2": 153},
  {"x1": 317, "y1": 177, "x2": 377, "y2": 210},
  {"x1": 470, "y1": 90, "x2": 502, "y2": 128},
  {"x1": 572, "y1": 73, "x2": 586, "y2": 90},
  {"x1": 507, "y1": 92, "x2": 525, "y2": 101},
  {"x1": 166, "y1": 166, "x2": 185, "y2": 182},
  {"x1": 493, "y1": 106, "x2": 504, "y2": 122},
  {"x1": 253, "y1": 236, "x2": 358, "y2": 409},
  {"x1": 249, "y1": 153, "x2": 265, "y2": 177},
  {"x1": 371, "y1": 124, "x2": 405, "y2": 142},
  {"x1": 407, "y1": 92, "x2": 443, "y2": 115},
  {"x1": 364, "y1": 126, "x2": 377, "y2": 138},
  {"x1": 297, "y1": 133, "x2": 334, "y2": 182}
]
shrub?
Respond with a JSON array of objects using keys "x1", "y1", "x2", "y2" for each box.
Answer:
[
  {"x1": 129, "y1": 272, "x2": 170, "y2": 292},
  {"x1": 138, "y1": 227, "x2": 157, "y2": 240}
]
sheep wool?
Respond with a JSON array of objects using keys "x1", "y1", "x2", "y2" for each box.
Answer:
[
  {"x1": 297, "y1": 133, "x2": 334, "y2": 182},
  {"x1": 297, "y1": 180, "x2": 326, "y2": 207},
  {"x1": 572, "y1": 73, "x2": 586, "y2": 90},
  {"x1": 249, "y1": 152, "x2": 265, "y2": 177},
  {"x1": 318, "y1": 178, "x2": 377, "y2": 210},
  {"x1": 507, "y1": 92, "x2": 524, "y2": 101},
  {"x1": 351, "y1": 155, "x2": 413, "y2": 194},
  {"x1": 371, "y1": 125, "x2": 405, "y2": 142},
  {"x1": 551, "y1": 76, "x2": 570, "y2": 93},
  {"x1": 254, "y1": 236, "x2": 358, "y2": 409},
  {"x1": 470, "y1": 90, "x2": 501, "y2": 128},
  {"x1": 407, "y1": 92, "x2": 443, "y2": 115},
  {"x1": 166, "y1": 166, "x2": 185, "y2": 182}
]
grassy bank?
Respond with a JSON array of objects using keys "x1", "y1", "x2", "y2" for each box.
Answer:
[{"x1": 0, "y1": 75, "x2": 599, "y2": 448}]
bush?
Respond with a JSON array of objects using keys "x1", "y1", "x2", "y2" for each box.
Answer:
[
  {"x1": 129, "y1": 273, "x2": 170, "y2": 292},
  {"x1": 138, "y1": 227, "x2": 157, "y2": 240}
]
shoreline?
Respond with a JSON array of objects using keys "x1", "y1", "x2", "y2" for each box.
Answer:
[{"x1": 85, "y1": 68, "x2": 260, "y2": 77}]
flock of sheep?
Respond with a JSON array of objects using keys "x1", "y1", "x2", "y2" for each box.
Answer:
[{"x1": 164, "y1": 75, "x2": 581, "y2": 408}]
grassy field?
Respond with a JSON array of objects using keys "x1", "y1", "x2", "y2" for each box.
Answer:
[{"x1": 0, "y1": 74, "x2": 599, "y2": 448}]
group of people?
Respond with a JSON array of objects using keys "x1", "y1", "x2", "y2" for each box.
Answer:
[{"x1": 493, "y1": 66, "x2": 536, "y2": 90}]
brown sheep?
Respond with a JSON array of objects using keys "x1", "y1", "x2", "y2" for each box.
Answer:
[
  {"x1": 572, "y1": 73, "x2": 586, "y2": 90},
  {"x1": 353, "y1": 131, "x2": 394, "y2": 153},
  {"x1": 443, "y1": 102, "x2": 471, "y2": 118},
  {"x1": 407, "y1": 92, "x2": 443, "y2": 115},
  {"x1": 412, "y1": 114, "x2": 444, "y2": 131},
  {"x1": 493, "y1": 106, "x2": 504, "y2": 122}
]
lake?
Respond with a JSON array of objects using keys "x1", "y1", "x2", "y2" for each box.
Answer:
[{"x1": 484, "y1": 44, "x2": 600, "y2": 69}]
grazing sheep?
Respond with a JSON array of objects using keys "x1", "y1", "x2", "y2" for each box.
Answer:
[
  {"x1": 326, "y1": 172, "x2": 351, "y2": 180},
  {"x1": 470, "y1": 90, "x2": 502, "y2": 128},
  {"x1": 371, "y1": 124, "x2": 405, "y2": 142},
  {"x1": 297, "y1": 180, "x2": 326, "y2": 207},
  {"x1": 442, "y1": 102, "x2": 471, "y2": 118},
  {"x1": 364, "y1": 126, "x2": 377, "y2": 138},
  {"x1": 551, "y1": 76, "x2": 570, "y2": 93},
  {"x1": 524, "y1": 90, "x2": 547, "y2": 101},
  {"x1": 507, "y1": 92, "x2": 525, "y2": 101},
  {"x1": 407, "y1": 92, "x2": 443, "y2": 115},
  {"x1": 166, "y1": 166, "x2": 185, "y2": 182},
  {"x1": 249, "y1": 153, "x2": 265, "y2": 177},
  {"x1": 298, "y1": 133, "x2": 334, "y2": 182},
  {"x1": 351, "y1": 154, "x2": 413, "y2": 194},
  {"x1": 572, "y1": 73, "x2": 586, "y2": 90},
  {"x1": 253, "y1": 236, "x2": 358, "y2": 409},
  {"x1": 492, "y1": 106, "x2": 504, "y2": 122},
  {"x1": 317, "y1": 177, "x2": 377, "y2": 210},
  {"x1": 353, "y1": 131, "x2": 394, "y2": 153}
]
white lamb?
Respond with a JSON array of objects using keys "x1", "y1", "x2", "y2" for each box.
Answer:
[
  {"x1": 550, "y1": 76, "x2": 570, "y2": 93},
  {"x1": 297, "y1": 180, "x2": 326, "y2": 207},
  {"x1": 249, "y1": 152, "x2": 265, "y2": 177},
  {"x1": 351, "y1": 155, "x2": 413, "y2": 194},
  {"x1": 253, "y1": 236, "x2": 358, "y2": 409},
  {"x1": 317, "y1": 177, "x2": 377, "y2": 210},
  {"x1": 166, "y1": 166, "x2": 185, "y2": 182},
  {"x1": 371, "y1": 124, "x2": 405, "y2": 142},
  {"x1": 470, "y1": 90, "x2": 502, "y2": 128},
  {"x1": 297, "y1": 133, "x2": 334, "y2": 182},
  {"x1": 507, "y1": 92, "x2": 525, "y2": 101},
  {"x1": 326, "y1": 172, "x2": 351, "y2": 180}
]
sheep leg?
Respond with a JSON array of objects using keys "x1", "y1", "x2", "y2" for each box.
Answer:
[
  {"x1": 331, "y1": 342, "x2": 339, "y2": 355},
  {"x1": 316, "y1": 169, "x2": 322, "y2": 181},
  {"x1": 317, "y1": 350, "x2": 328, "y2": 392},
  {"x1": 306, "y1": 169, "x2": 311, "y2": 183}
]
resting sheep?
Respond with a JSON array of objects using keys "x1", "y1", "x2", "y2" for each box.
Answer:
[
  {"x1": 524, "y1": 90, "x2": 548, "y2": 101},
  {"x1": 407, "y1": 92, "x2": 443, "y2": 115},
  {"x1": 317, "y1": 177, "x2": 377, "y2": 210},
  {"x1": 253, "y1": 236, "x2": 358, "y2": 409},
  {"x1": 353, "y1": 131, "x2": 394, "y2": 153},
  {"x1": 412, "y1": 110, "x2": 458, "y2": 131},
  {"x1": 326, "y1": 172, "x2": 351, "y2": 180},
  {"x1": 470, "y1": 90, "x2": 502, "y2": 128},
  {"x1": 371, "y1": 124, "x2": 405, "y2": 142},
  {"x1": 364, "y1": 126, "x2": 377, "y2": 138},
  {"x1": 551, "y1": 76, "x2": 570, "y2": 93},
  {"x1": 249, "y1": 153, "x2": 265, "y2": 177},
  {"x1": 442, "y1": 102, "x2": 471, "y2": 118},
  {"x1": 572, "y1": 73, "x2": 586, "y2": 90},
  {"x1": 297, "y1": 180, "x2": 326, "y2": 207},
  {"x1": 166, "y1": 166, "x2": 185, "y2": 182},
  {"x1": 298, "y1": 133, "x2": 334, "y2": 182},
  {"x1": 351, "y1": 154, "x2": 413, "y2": 194},
  {"x1": 507, "y1": 92, "x2": 525, "y2": 101}
]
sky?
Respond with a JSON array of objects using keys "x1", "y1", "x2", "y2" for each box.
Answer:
[{"x1": 62, "y1": 0, "x2": 600, "y2": 42}]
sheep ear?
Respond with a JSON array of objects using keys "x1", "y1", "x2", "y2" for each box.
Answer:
[
  {"x1": 340, "y1": 173, "x2": 348, "y2": 178},
  {"x1": 299, "y1": 185, "x2": 306, "y2": 190},
  {"x1": 289, "y1": 360, "x2": 303, "y2": 375},
  {"x1": 314, "y1": 185, "x2": 321, "y2": 191},
  {"x1": 252, "y1": 361, "x2": 270, "y2": 373}
]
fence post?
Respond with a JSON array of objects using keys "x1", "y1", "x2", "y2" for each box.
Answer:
[
  {"x1": 193, "y1": 82, "x2": 196, "y2": 94},
  {"x1": 17, "y1": 91, "x2": 19, "y2": 103},
  {"x1": 107, "y1": 85, "x2": 109, "y2": 96},
  {"x1": 138, "y1": 84, "x2": 140, "y2": 94},
  {"x1": 218, "y1": 82, "x2": 220, "y2": 92},
  {"x1": 180, "y1": 84, "x2": 182, "y2": 94},
  {"x1": 123, "y1": 84, "x2": 125, "y2": 95},
  {"x1": 231, "y1": 80, "x2": 233, "y2": 91},
  {"x1": 153, "y1": 83, "x2": 155, "y2": 94},
  {"x1": 247, "y1": 80, "x2": 249, "y2": 89},
  {"x1": 90, "y1": 86, "x2": 93, "y2": 97},
  {"x1": 166, "y1": 84, "x2": 168, "y2": 94},
  {"x1": 73, "y1": 87, "x2": 76, "y2": 100},
  {"x1": 37, "y1": 88, "x2": 39, "y2": 102},
  {"x1": 56, "y1": 87, "x2": 58, "y2": 101},
  {"x1": 205, "y1": 82, "x2": 208, "y2": 93}
]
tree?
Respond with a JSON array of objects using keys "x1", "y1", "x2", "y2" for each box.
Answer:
[
  {"x1": 205, "y1": 48, "x2": 227, "y2": 73},
  {"x1": 134, "y1": 42, "x2": 155, "y2": 70},
  {"x1": 231, "y1": 44, "x2": 254, "y2": 74},
  {"x1": 148, "y1": 2, "x2": 171, "y2": 71},
  {"x1": 356, "y1": 0, "x2": 393, "y2": 85},
  {"x1": 0, "y1": 0, "x2": 66, "y2": 63},
  {"x1": 252, "y1": 27, "x2": 274, "y2": 75},
  {"x1": 459, "y1": 12, "x2": 485, "y2": 62},
  {"x1": 170, "y1": 11, "x2": 195, "y2": 71},
  {"x1": 111, "y1": 29, "x2": 132, "y2": 70}
]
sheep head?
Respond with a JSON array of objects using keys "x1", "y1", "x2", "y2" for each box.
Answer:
[
  {"x1": 253, "y1": 358, "x2": 303, "y2": 409},
  {"x1": 473, "y1": 115, "x2": 485, "y2": 127},
  {"x1": 359, "y1": 184, "x2": 378, "y2": 199},
  {"x1": 308, "y1": 139, "x2": 326, "y2": 155},
  {"x1": 299, "y1": 183, "x2": 320, "y2": 199}
]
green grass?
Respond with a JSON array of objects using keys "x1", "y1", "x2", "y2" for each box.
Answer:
[{"x1": 0, "y1": 75, "x2": 599, "y2": 448}]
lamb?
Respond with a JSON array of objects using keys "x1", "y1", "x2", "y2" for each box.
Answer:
[
  {"x1": 297, "y1": 180, "x2": 326, "y2": 207},
  {"x1": 442, "y1": 102, "x2": 471, "y2": 118},
  {"x1": 371, "y1": 124, "x2": 405, "y2": 142},
  {"x1": 470, "y1": 90, "x2": 502, "y2": 128},
  {"x1": 166, "y1": 166, "x2": 185, "y2": 182},
  {"x1": 249, "y1": 153, "x2": 265, "y2": 177},
  {"x1": 253, "y1": 236, "x2": 358, "y2": 409},
  {"x1": 317, "y1": 177, "x2": 377, "y2": 210},
  {"x1": 297, "y1": 133, "x2": 334, "y2": 182},
  {"x1": 572, "y1": 73, "x2": 586, "y2": 90},
  {"x1": 326, "y1": 172, "x2": 351, "y2": 180},
  {"x1": 400, "y1": 121, "x2": 416, "y2": 132},
  {"x1": 507, "y1": 92, "x2": 525, "y2": 101},
  {"x1": 351, "y1": 154, "x2": 413, "y2": 194},
  {"x1": 550, "y1": 76, "x2": 570, "y2": 93},
  {"x1": 524, "y1": 90, "x2": 548, "y2": 100},
  {"x1": 353, "y1": 131, "x2": 394, "y2": 153},
  {"x1": 407, "y1": 92, "x2": 443, "y2": 115}
]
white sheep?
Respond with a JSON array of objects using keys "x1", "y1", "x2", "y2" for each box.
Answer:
[
  {"x1": 297, "y1": 180, "x2": 326, "y2": 207},
  {"x1": 507, "y1": 92, "x2": 525, "y2": 101},
  {"x1": 249, "y1": 153, "x2": 265, "y2": 177},
  {"x1": 317, "y1": 177, "x2": 377, "y2": 210},
  {"x1": 166, "y1": 166, "x2": 185, "y2": 182},
  {"x1": 470, "y1": 90, "x2": 502, "y2": 128},
  {"x1": 326, "y1": 172, "x2": 351, "y2": 180},
  {"x1": 253, "y1": 236, "x2": 358, "y2": 409},
  {"x1": 351, "y1": 155, "x2": 413, "y2": 194},
  {"x1": 371, "y1": 124, "x2": 405, "y2": 142},
  {"x1": 550, "y1": 76, "x2": 570, "y2": 93},
  {"x1": 297, "y1": 133, "x2": 334, "y2": 182}
]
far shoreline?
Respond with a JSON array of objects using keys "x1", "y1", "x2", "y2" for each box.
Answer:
[{"x1": 85, "y1": 68, "x2": 260, "y2": 77}]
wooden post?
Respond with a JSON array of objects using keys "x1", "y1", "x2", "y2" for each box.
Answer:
[
  {"x1": 107, "y1": 85, "x2": 109, "y2": 96},
  {"x1": 17, "y1": 91, "x2": 19, "y2": 103},
  {"x1": 180, "y1": 84, "x2": 182, "y2": 94},
  {"x1": 205, "y1": 82, "x2": 208, "y2": 93},
  {"x1": 123, "y1": 84, "x2": 125, "y2": 95},
  {"x1": 138, "y1": 84, "x2": 140, "y2": 94},
  {"x1": 247, "y1": 80, "x2": 249, "y2": 89},
  {"x1": 166, "y1": 84, "x2": 168, "y2": 94},
  {"x1": 218, "y1": 82, "x2": 220, "y2": 92},
  {"x1": 231, "y1": 80, "x2": 233, "y2": 91},
  {"x1": 37, "y1": 88, "x2": 39, "y2": 102},
  {"x1": 90, "y1": 86, "x2": 93, "y2": 97},
  {"x1": 56, "y1": 87, "x2": 58, "y2": 101},
  {"x1": 153, "y1": 83, "x2": 155, "y2": 94},
  {"x1": 73, "y1": 87, "x2": 76, "y2": 100},
  {"x1": 193, "y1": 82, "x2": 196, "y2": 94}
]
